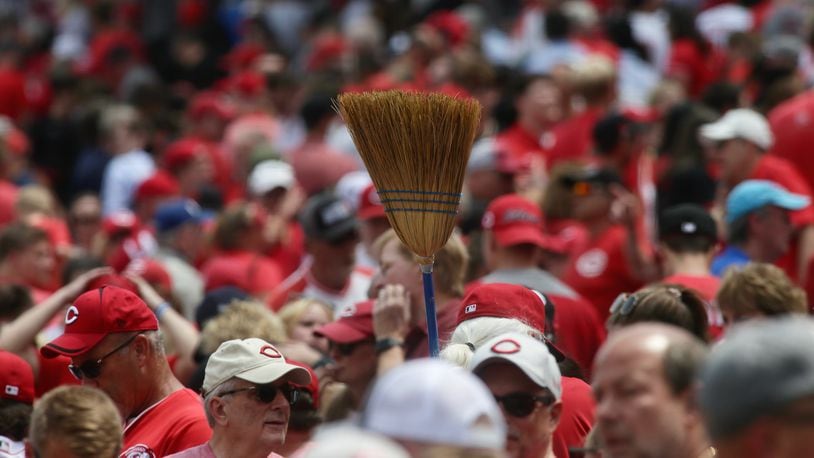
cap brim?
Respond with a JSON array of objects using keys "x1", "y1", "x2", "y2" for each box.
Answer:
[
  {"x1": 473, "y1": 348, "x2": 563, "y2": 392},
  {"x1": 699, "y1": 122, "x2": 736, "y2": 142},
  {"x1": 358, "y1": 207, "x2": 387, "y2": 221},
  {"x1": 40, "y1": 332, "x2": 107, "y2": 359},
  {"x1": 237, "y1": 362, "x2": 312, "y2": 386},
  {"x1": 319, "y1": 220, "x2": 359, "y2": 243},
  {"x1": 773, "y1": 194, "x2": 811, "y2": 211},
  {"x1": 314, "y1": 322, "x2": 371, "y2": 344},
  {"x1": 493, "y1": 227, "x2": 563, "y2": 252}
]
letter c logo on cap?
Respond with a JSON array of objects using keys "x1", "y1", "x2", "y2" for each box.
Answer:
[
  {"x1": 65, "y1": 305, "x2": 79, "y2": 325},
  {"x1": 260, "y1": 345, "x2": 282, "y2": 359},
  {"x1": 491, "y1": 338, "x2": 522, "y2": 355}
]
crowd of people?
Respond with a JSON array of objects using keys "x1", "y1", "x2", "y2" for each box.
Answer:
[{"x1": 2, "y1": 0, "x2": 814, "y2": 457}]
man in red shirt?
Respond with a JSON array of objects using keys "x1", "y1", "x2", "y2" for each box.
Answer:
[
  {"x1": 701, "y1": 108, "x2": 814, "y2": 285},
  {"x1": 41, "y1": 285, "x2": 211, "y2": 457},
  {"x1": 496, "y1": 74, "x2": 564, "y2": 165},
  {"x1": 472, "y1": 194, "x2": 605, "y2": 376},
  {"x1": 167, "y1": 338, "x2": 310, "y2": 458},
  {"x1": 0, "y1": 223, "x2": 57, "y2": 302},
  {"x1": 657, "y1": 204, "x2": 724, "y2": 336}
]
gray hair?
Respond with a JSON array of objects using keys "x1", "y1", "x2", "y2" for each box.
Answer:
[{"x1": 203, "y1": 378, "x2": 239, "y2": 427}]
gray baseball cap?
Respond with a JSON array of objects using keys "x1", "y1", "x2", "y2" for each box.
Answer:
[{"x1": 699, "y1": 316, "x2": 814, "y2": 439}]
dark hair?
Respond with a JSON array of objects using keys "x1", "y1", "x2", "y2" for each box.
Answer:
[
  {"x1": 701, "y1": 82, "x2": 742, "y2": 114},
  {"x1": 61, "y1": 256, "x2": 105, "y2": 285},
  {"x1": 660, "y1": 234, "x2": 716, "y2": 254},
  {"x1": 668, "y1": 5, "x2": 709, "y2": 52},
  {"x1": 0, "y1": 398, "x2": 32, "y2": 441},
  {"x1": 288, "y1": 389, "x2": 322, "y2": 431},
  {"x1": 607, "y1": 284, "x2": 710, "y2": 342},
  {"x1": 727, "y1": 214, "x2": 750, "y2": 245},
  {"x1": 662, "y1": 335, "x2": 708, "y2": 395},
  {"x1": 545, "y1": 9, "x2": 571, "y2": 41},
  {"x1": 605, "y1": 14, "x2": 650, "y2": 63},
  {"x1": 0, "y1": 284, "x2": 33, "y2": 321},
  {"x1": 300, "y1": 92, "x2": 337, "y2": 131},
  {"x1": 0, "y1": 224, "x2": 48, "y2": 262}
]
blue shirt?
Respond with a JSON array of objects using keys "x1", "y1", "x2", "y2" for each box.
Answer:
[{"x1": 711, "y1": 246, "x2": 751, "y2": 277}]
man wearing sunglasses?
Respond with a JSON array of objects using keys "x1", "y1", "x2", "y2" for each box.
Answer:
[
  {"x1": 313, "y1": 300, "x2": 377, "y2": 414},
  {"x1": 41, "y1": 285, "x2": 212, "y2": 457},
  {"x1": 469, "y1": 332, "x2": 564, "y2": 458},
  {"x1": 168, "y1": 338, "x2": 311, "y2": 458}
]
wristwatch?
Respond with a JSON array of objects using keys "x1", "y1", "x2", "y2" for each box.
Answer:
[{"x1": 375, "y1": 337, "x2": 404, "y2": 355}]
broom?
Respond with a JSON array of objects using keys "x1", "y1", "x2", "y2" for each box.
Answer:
[{"x1": 337, "y1": 90, "x2": 480, "y2": 357}]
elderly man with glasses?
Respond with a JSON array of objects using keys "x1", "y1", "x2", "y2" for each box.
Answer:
[
  {"x1": 41, "y1": 285, "x2": 212, "y2": 457},
  {"x1": 167, "y1": 338, "x2": 311, "y2": 458},
  {"x1": 469, "y1": 332, "x2": 564, "y2": 458}
]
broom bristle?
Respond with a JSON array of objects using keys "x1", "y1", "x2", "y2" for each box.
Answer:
[{"x1": 337, "y1": 90, "x2": 480, "y2": 260}]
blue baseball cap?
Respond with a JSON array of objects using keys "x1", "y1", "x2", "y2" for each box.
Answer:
[
  {"x1": 154, "y1": 198, "x2": 205, "y2": 233},
  {"x1": 726, "y1": 180, "x2": 810, "y2": 224}
]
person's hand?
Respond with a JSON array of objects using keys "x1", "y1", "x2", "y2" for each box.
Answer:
[
  {"x1": 58, "y1": 267, "x2": 114, "y2": 302},
  {"x1": 609, "y1": 184, "x2": 641, "y2": 229},
  {"x1": 275, "y1": 340, "x2": 324, "y2": 367},
  {"x1": 373, "y1": 284, "x2": 412, "y2": 340},
  {"x1": 124, "y1": 273, "x2": 165, "y2": 309}
]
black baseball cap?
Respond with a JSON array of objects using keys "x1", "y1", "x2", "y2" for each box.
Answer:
[
  {"x1": 659, "y1": 204, "x2": 718, "y2": 242},
  {"x1": 299, "y1": 193, "x2": 359, "y2": 243}
]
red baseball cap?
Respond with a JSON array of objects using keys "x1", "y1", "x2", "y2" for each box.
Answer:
[
  {"x1": 188, "y1": 91, "x2": 236, "y2": 121},
  {"x1": 102, "y1": 211, "x2": 139, "y2": 237},
  {"x1": 41, "y1": 285, "x2": 158, "y2": 359},
  {"x1": 0, "y1": 351, "x2": 34, "y2": 404},
  {"x1": 163, "y1": 138, "x2": 206, "y2": 172},
  {"x1": 357, "y1": 184, "x2": 386, "y2": 221},
  {"x1": 456, "y1": 283, "x2": 565, "y2": 361},
  {"x1": 134, "y1": 171, "x2": 180, "y2": 203},
  {"x1": 314, "y1": 300, "x2": 374, "y2": 344},
  {"x1": 482, "y1": 194, "x2": 564, "y2": 252}
]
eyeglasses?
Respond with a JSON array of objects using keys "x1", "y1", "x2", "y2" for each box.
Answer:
[
  {"x1": 68, "y1": 332, "x2": 143, "y2": 380},
  {"x1": 609, "y1": 292, "x2": 639, "y2": 316},
  {"x1": 494, "y1": 392, "x2": 556, "y2": 417},
  {"x1": 219, "y1": 383, "x2": 300, "y2": 405},
  {"x1": 570, "y1": 181, "x2": 594, "y2": 197}
]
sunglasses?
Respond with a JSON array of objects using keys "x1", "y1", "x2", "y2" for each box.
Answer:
[
  {"x1": 68, "y1": 332, "x2": 143, "y2": 380},
  {"x1": 609, "y1": 292, "x2": 639, "y2": 316},
  {"x1": 494, "y1": 392, "x2": 556, "y2": 417},
  {"x1": 219, "y1": 383, "x2": 300, "y2": 405}
]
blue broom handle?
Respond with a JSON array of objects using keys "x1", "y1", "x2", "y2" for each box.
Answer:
[{"x1": 420, "y1": 263, "x2": 440, "y2": 357}]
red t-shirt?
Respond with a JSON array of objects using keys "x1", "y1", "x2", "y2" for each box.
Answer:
[
  {"x1": 661, "y1": 274, "x2": 720, "y2": 303},
  {"x1": 750, "y1": 154, "x2": 814, "y2": 227},
  {"x1": 120, "y1": 388, "x2": 212, "y2": 458},
  {"x1": 35, "y1": 353, "x2": 78, "y2": 397},
  {"x1": 405, "y1": 298, "x2": 461, "y2": 359},
  {"x1": 667, "y1": 39, "x2": 724, "y2": 97},
  {"x1": 553, "y1": 376, "x2": 596, "y2": 458},
  {"x1": 563, "y1": 225, "x2": 644, "y2": 322},
  {"x1": 547, "y1": 107, "x2": 604, "y2": 170},
  {"x1": 201, "y1": 251, "x2": 283, "y2": 296},
  {"x1": 496, "y1": 123, "x2": 548, "y2": 163},
  {"x1": 264, "y1": 221, "x2": 306, "y2": 278},
  {"x1": 769, "y1": 91, "x2": 814, "y2": 194},
  {"x1": 548, "y1": 293, "x2": 606, "y2": 379}
]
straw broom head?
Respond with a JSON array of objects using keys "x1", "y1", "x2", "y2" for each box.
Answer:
[{"x1": 337, "y1": 90, "x2": 480, "y2": 262}]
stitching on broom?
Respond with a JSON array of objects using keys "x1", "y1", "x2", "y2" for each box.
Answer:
[
  {"x1": 377, "y1": 189, "x2": 462, "y2": 197},
  {"x1": 385, "y1": 208, "x2": 460, "y2": 215},
  {"x1": 380, "y1": 198, "x2": 460, "y2": 205}
]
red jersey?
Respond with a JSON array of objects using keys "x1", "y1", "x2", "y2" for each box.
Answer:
[
  {"x1": 120, "y1": 388, "x2": 211, "y2": 458},
  {"x1": 495, "y1": 123, "x2": 548, "y2": 163},
  {"x1": 769, "y1": 91, "x2": 814, "y2": 194},
  {"x1": 553, "y1": 376, "x2": 596, "y2": 458},
  {"x1": 267, "y1": 257, "x2": 372, "y2": 312},
  {"x1": 405, "y1": 298, "x2": 461, "y2": 359},
  {"x1": 661, "y1": 273, "x2": 723, "y2": 339},
  {"x1": 563, "y1": 225, "x2": 644, "y2": 322},
  {"x1": 264, "y1": 221, "x2": 306, "y2": 277},
  {"x1": 549, "y1": 294, "x2": 606, "y2": 379},
  {"x1": 667, "y1": 39, "x2": 724, "y2": 97},
  {"x1": 201, "y1": 251, "x2": 283, "y2": 297},
  {"x1": 750, "y1": 154, "x2": 814, "y2": 227},
  {"x1": 547, "y1": 107, "x2": 604, "y2": 170},
  {"x1": 35, "y1": 353, "x2": 78, "y2": 397}
]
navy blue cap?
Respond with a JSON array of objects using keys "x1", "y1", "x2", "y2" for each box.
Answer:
[{"x1": 154, "y1": 198, "x2": 205, "y2": 233}]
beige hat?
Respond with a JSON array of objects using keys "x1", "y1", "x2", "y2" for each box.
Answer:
[{"x1": 202, "y1": 338, "x2": 311, "y2": 396}]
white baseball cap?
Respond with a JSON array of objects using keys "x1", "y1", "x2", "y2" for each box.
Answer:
[
  {"x1": 699, "y1": 108, "x2": 774, "y2": 150},
  {"x1": 362, "y1": 359, "x2": 506, "y2": 450},
  {"x1": 248, "y1": 160, "x2": 295, "y2": 196},
  {"x1": 202, "y1": 338, "x2": 311, "y2": 395},
  {"x1": 293, "y1": 425, "x2": 410, "y2": 458},
  {"x1": 469, "y1": 332, "x2": 563, "y2": 400}
]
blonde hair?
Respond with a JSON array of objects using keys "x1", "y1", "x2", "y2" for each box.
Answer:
[
  {"x1": 441, "y1": 317, "x2": 543, "y2": 368},
  {"x1": 16, "y1": 185, "x2": 57, "y2": 217},
  {"x1": 569, "y1": 56, "x2": 616, "y2": 104},
  {"x1": 199, "y1": 300, "x2": 287, "y2": 354},
  {"x1": 372, "y1": 229, "x2": 469, "y2": 297},
  {"x1": 278, "y1": 298, "x2": 333, "y2": 338},
  {"x1": 717, "y1": 263, "x2": 807, "y2": 317},
  {"x1": 29, "y1": 386, "x2": 122, "y2": 458}
]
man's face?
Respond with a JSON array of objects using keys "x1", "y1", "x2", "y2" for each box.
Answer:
[
  {"x1": 751, "y1": 206, "x2": 794, "y2": 262},
  {"x1": 15, "y1": 240, "x2": 55, "y2": 288},
  {"x1": 592, "y1": 338, "x2": 691, "y2": 458},
  {"x1": 309, "y1": 231, "x2": 359, "y2": 278},
  {"x1": 328, "y1": 339, "x2": 377, "y2": 392},
  {"x1": 70, "y1": 333, "x2": 142, "y2": 420},
  {"x1": 371, "y1": 239, "x2": 422, "y2": 307},
  {"x1": 571, "y1": 181, "x2": 612, "y2": 222},
  {"x1": 707, "y1": 138, "x2": 753, "y2": 186},
  {"x1": 517, "y1": 79, "x2": 564, "y2": 127},
  {"x1": 477, "y1": 362, "x2": 561, "y2": 458},
  {"x1": 219, "y1": 380, "x2": 292, "y2": 449}
]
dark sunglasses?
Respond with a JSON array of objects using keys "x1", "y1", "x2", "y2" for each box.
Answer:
[
  {"x1": 494, "y1": 392, "x2": 556, "y2": 418},
  {"x1": 68, "y1": 332, "x2": 143, "y2": 380},
  {"x1": 609, "y1": 292, "x2": 639, "y2": 316},
  {"x1": 219, "y1": 383, "x2": 300, "y2": 405}
]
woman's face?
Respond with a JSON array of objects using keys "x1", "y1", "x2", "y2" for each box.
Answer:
[{"x1": 289, "y1": 304, "x2": 332, "y2": 352}]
